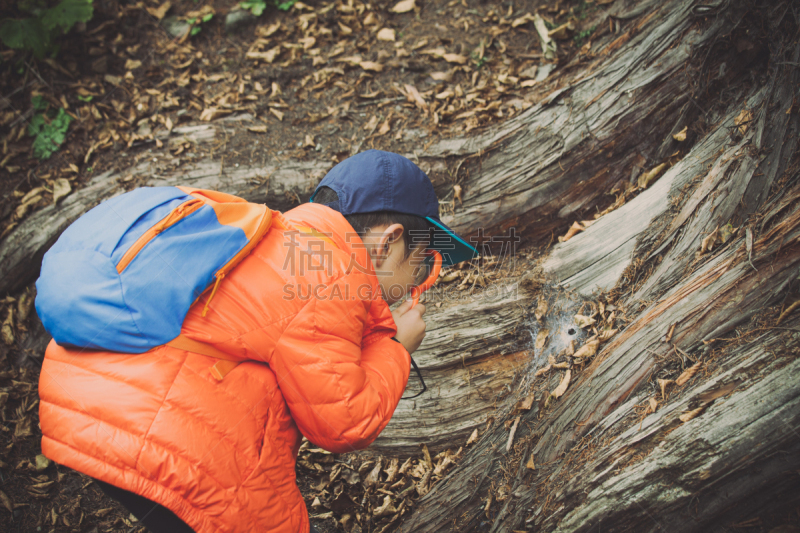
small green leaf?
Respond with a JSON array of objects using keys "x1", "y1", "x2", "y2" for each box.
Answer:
[
  {"x1": 0, "y1": 17, "x2": 50, "y2": 58},
  {"x1": 31, "y1": 94, "x2": 48, "y2": 112},
  {"x1": 190, "y1": 25, "x2": 201, "y2": 36},
  {"x1": 41, "y1": 0, "x2": 93, "y2": 33},
  {"x1": 76, "y1": 94, "x2": 93, "y2": 102},
  {"x1": 201, "y1": 13, "x2": 213, "y2": 22},
  {"x1": 187, "y1": 17, "x2": 197, "y2": 24},
  {"x1": 275, "y1": 0, "x2": 297, "y2": 11},
  {"x1": 240, "y1": 1, "x2": 267, "y2": 16},
  {"x1": 30, "y1": 107, "x2": 73, "y2": 160}
]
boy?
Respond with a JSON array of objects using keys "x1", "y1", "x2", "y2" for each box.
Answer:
[{"x1": 37, "y1": 150, "x2": 477, "y2": 533}]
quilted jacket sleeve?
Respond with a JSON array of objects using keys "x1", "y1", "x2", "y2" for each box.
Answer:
[{"x1": 271, "y1": 273, "x2": 411, "y2": 453}]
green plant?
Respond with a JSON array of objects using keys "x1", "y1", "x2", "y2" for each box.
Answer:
[
  {"x1": 275, "y1": 0, "x2": 297, "y2": 11},
  {"x1": 187, "y1": 12, "x2": 213, "y2": 36},
  {"x1": 238, "y1": 0, "x2": 295, "y2": 15},
  {"x1": 240, "y1": 0, "x2": 267, "y2": 16},
  {"x1": 1, "y1": 0, "x2": 93, "y2": 59},
  {"x1": 574, "y1": 25, "x2": 596, "y2": 46},
  {"x1": 28, "y1": 95, "x2": 73, "y2": 160}
]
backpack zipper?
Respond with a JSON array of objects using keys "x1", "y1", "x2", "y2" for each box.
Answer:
[{"x1": 116, "y1": 198, "x2": 204, "y2": 273}]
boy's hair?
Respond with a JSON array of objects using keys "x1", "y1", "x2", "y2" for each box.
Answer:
[{"x1": 313, "y1": 186, "x2": 430, "y2": 258}]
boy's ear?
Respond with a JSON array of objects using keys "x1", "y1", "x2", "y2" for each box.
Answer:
[{"x1": 372, "y1": 223, "x2": 404, "y2": 266}]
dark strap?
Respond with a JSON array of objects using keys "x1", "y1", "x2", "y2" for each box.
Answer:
[
  {"x1": 402, "y1": 355, "x2": 428, "y2": 399},
  {"x1": 93, "y1": 479, "x2": 195, "y2": 533},
  {"x1": 392, "y1": 337, "x2": 427, "y2": 399}
]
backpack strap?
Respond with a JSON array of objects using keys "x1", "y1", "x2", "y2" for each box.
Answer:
[
  {"x1": 166, "y1": 334, "x2": 242, "y2": 381},
  {"x1": 168, "y1": 223, "x2": 340, "y2": 381}
]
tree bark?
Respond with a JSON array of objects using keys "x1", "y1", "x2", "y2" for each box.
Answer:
[
  {"x1": 390, "y1": 1, "x2": 800, "y2": 532},
  {"x1": 2, "y1": 0, "x2": 799, "y2": 531}
]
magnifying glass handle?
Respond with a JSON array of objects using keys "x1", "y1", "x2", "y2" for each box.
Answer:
[{"x1": 410, "y1": 250, "x2": 442, "y2": 308}]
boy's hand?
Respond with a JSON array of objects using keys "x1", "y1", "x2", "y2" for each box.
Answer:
[{"x1": 391, "y1": 299, "x2": 427, "y2": 354}]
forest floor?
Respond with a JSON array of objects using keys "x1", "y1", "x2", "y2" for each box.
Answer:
[{"x1": 0, "y1": 0, "x2": 612, "y2": 530}]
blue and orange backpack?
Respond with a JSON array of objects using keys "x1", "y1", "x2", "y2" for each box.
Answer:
[{"x1": 35, "y1": 186, "x2": 273, "y2": 374}]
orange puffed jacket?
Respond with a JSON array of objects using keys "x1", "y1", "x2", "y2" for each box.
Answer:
[{"x1": 38, "y1": 202, "x2": 411, "y2": 533}]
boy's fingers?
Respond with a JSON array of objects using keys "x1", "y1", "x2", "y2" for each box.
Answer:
[
  {"x1": 394, "y1": 298, "x2": 414, "y2": 317},
  {"x1": 414, "y1": 304, "x2": 426, "y2": 317}
]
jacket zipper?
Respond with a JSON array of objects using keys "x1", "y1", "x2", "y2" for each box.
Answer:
[{"x1": 116, "y1": 198, "x2": 204, "y2": 273}]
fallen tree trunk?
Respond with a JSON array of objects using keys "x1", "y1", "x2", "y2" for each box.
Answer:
[
  {"x1": 391, "y1": 1, "x2": 800, "y2": 532},
  {"x1": 2, "y1": 0, "x2": 799, "y2": 531}
]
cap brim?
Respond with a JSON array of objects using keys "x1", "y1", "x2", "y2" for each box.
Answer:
[{"x1": 425, "y1": 217, "x2": 479, "y2": 266}]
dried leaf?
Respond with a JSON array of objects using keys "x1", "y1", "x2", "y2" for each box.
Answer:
[
  {"x1": 658, "y1": 378, "x2": 674, "y2": 400},
  {"x1": 696, "y1": 381, "x2": 739, "y2": 404},
  {"x1": 199, "y1": 107, "x2": 231, "y2": 121},
  {"x1": 535, "y1": 329, "x2": 549, "y2": 352},
  {"x1": 384, "y1": 457, "x2": 400, "y2": 484},
  {"x1": 699, "y1": 226, "x2": 719, "y2": 254},
  {"x1": 433, "y1": 456, "x2": 454, "y2": 476},
  {"x1": 364, "y1": 458, "x2": 383, "y2": 490},
  {"x1": 403, "y1": 83, "x2": 428, "y2": 110},
  {"x1": 390, "y1": 0, "x2": 416, "y2": 13},
  {"x1": 377, "y1": 115, "x2": 392, "y2": 136},
  {"x1": 512, "y1": 13, "x2": 535, "y2": 28},
  {"x1": 574, "y1": 314, "x2": 596, "y2": 329},
  {"x1": 735, "y1": 108, "x2": 752, "y2": 135},
  {"x1": 673, "y1": 126, "x2": 687, "y2": 142},
  {"x1": 34, "y1": 455, "x2": 51, "y2": 472},
  {"x1": 422, "y1": 444, "x2": 433, "y2": 470},
  {"x1": 534, "y1": 363, "x2": 551, "y2": 377},
  {"x1": 14, "y1": 416, "x2": 32, "y2": 438},
  {"x1": 377, "y1": 28, "x2": 396, "y2": 41},
  {"x1": 453, "y1": 184, "x2": 462, "y2": 206},
  {"x1": 1, "y1": 308, "x2": 13, "y2": 346},
  {"x1": 665, "y1": 323, "x2": 676, "y2": 343},
  {"x1": 246, "y1": 46, "x2": 281, "y2": 63},
  {"x1": 638, "y1": 163, "x2": 667, "y2": 189},
  {"x1": 535, "y1": 295, "x2": 548, "y2": 321},
  {"x1": 647, "y1": 397, "x2": 658, "y2": 414},
  {"x1": 675, "y1": 361, "x2": 702, "y2": 387},
  {"x1": 416, "y1": 469, "x2": 433, "y2": 497},
  {"x1": 0, "y1": 490, "x2": 12, "y2": 513},
  {"x1": 303, "y1": 134, "x2": 316, "y2": 148},
  {"x1": 257, "y1": 22, "x2": 281, "y2": 37},
  {"x1": 551, "y1": 369, "x2": 571, "y2": 398},
  {"x1": 359, "y1": 61, "x2": 384, "y2": 72},
  {"x1": 52, "y1": 178, "x2": 71, "y2": 205},
  {"x1": 558, "y1": 221, "x2": 584, "y2": 242},
  {"x1": 598, "y1": 329, "x2": 617, "y2": 342},
  {"x1": 248, "y1": 125, "x2": 268, "y2": 133},
  {"x1": 516, "y1": 393, "x2": 535, "y2": 411},
  {"x1": 17, "y1": 290, "x2": 33, "y2": 322},
  {"x1": 430, "y1": 70, "x2": 454, "y2": 82},
  {"x1": 679, "y1": 407, "x2": 705, "y2": 423},
  {"x1": 269, "y1": 108, "x2": 284, "y2": 121},
  {"x1": 573, "y1": 339, "x2": 599, "y2": 360},
  {"x1": 373, "y1": 495, "x2": 397, "y2": 518},
  {"x1": 466, "y1": 428, "x2": 479, "y2": 446},
  {"x1": 146, "y1": 1, "x2": 171, "y2": 20},
  {"x1": 525, "y1": 453, "x2": 535, "y2": 470},
  {"x1": 443, "y1": 53, "x2": 468, "y2": 64}
]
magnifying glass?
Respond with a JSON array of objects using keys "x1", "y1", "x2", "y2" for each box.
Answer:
[{"x1": 410, "y1": 250, "x2": 442, "y2": 308}]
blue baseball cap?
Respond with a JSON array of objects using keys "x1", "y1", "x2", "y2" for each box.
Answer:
[{"x1": 311, "y1": 150, "x2": 478, "y2": 266}]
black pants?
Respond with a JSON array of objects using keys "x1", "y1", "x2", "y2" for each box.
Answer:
[{"x1": 95, "y1": 478, "x2": 321, "y2": 532}]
